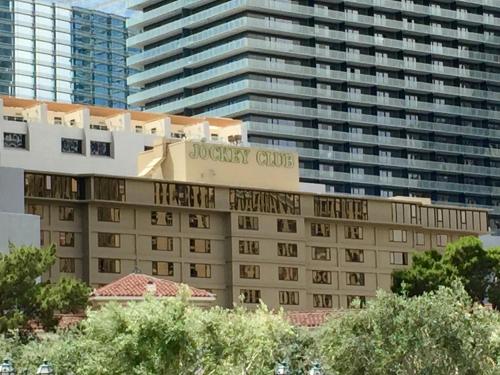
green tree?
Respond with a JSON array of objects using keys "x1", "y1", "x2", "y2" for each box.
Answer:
[
  {"x1": 0, "y1": 244, "x2": 90, "y2": 333},
  {"x1": 318, "y1": 283, "x2": 500, "y2": 375},
  {"x1": 392, "y1": 236, "x2": 500, "y2": 308}
]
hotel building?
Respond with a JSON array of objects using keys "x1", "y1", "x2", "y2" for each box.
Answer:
[
  {"x1": 126, "y1": 0, "x2": 500, "y2": 234},
  {"x1": 0, "y1": 97, "x2": 489, "y2": 309},
  {"x1": 0, "y1": 0, "x2": 135, "y2": 108}
]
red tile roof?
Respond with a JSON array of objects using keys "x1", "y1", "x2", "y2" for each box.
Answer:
[
  {"x1": 91, "y1": 273, "x2": 214, "y2": 299},
  {"x1": 286, "y1": 311, "x2": 334, "y2": 328}
]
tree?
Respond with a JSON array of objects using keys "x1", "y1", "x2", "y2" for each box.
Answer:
[
  {"x1": 318, "y1": 283, "x2": 500, "y2": 375},
  {"x1": 0, "y1": 244, "x2": 90, "y2": 333},
  {"x1": 392, "y1": 236, "x2": 500, "y2": 308}
]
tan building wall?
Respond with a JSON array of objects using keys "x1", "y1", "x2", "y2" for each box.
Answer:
[{"x1": 26, "y1": 172, "x2": 488, "y2": 311}]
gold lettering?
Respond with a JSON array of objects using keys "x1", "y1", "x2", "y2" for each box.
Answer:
[
  {"x1": 240, "y1": 149, "x2": 250, "y2": 164},
  {"x1": 189, "y1": 143, "x2": 200, "y2": 159}
]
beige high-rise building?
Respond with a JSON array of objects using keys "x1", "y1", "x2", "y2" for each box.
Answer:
[{"x1": 23, "y1": 139, "x2": 488, "y2": 311}]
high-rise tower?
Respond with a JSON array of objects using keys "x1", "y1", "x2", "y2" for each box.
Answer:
[{"x1": 127, "y1": 0, "x2": 500, "y2": 232}]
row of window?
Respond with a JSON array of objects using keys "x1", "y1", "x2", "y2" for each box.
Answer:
[
  {"x1": 96, "y1": 258, "x2": 211, "y2": 278},
  {"x1": 4, "y1": 132, "x2": 112, "y2": 156},
  {"x1": 241, "y1": 289, "x2": 366, "y2": 308}
]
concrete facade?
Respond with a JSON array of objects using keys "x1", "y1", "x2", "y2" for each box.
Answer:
[
  {"x1": 25, "y1": 169, "x2": 488, "y2": 310},
  {"x1": 0, "y1": 166, "x2": 39, "y2": 253}
]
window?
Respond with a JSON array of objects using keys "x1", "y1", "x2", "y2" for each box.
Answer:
[
  {"x1": 61, "y1": 138, "x2": 82, "y2": 154},
  {"x1": 277, "y1": 243, "x2": 298, "y2": 257},
  {"x1": 59, "y1": 258, "x2": 75, "y2": 273},
  {"x1": 190, "y1": 263, "x2": 211, "y2": 278},
  {"x1": 347, "y1": 295, "x2": 366, "y2": 308},
  {"x1": 155, "y1": 182, "x2": 215, "y2": 209},
  {"x1": 345, "y1": 226, "x2": 363, "y2": 239},
  {"x1": 345, "y1": 249, "x2": 364, "y2": 263},
  {"x1": 390, "y1": 229, "x2": 407, "y2": 242},
  {"x1": 313, "y1": 294, "x2": 333, "y2": 308},
  {"x1": 97, "y1": 207, "x2": 120, "y2": 222},
  {"x1": 152, "y1": 261, "x2": 174, "y2": 276},
  {"x1": 58, "y1": 206, "x2": 74, "y2": 221},
  {"x1": 311, "y1": 223, "x2": 330, "y2": 237},
  {"x1": 347, "y1": 272, "x2": 365, "y2": 286},
  {"x1": 151, "y1": 211, "x2": 172, "y2": 226},
  {"x1": 314, "y1": 197, "x2": 368, "y2": 220},
  {"x1": 230, "y1": 189, "x2": 300, "y2": 215},
  {"x1": 437, "y1": 234, "x2": 448, "y2": 247},
  {"x1": 240, "y1": 265, "x2": 260, "y2": 279},
  {"x1": 98, "y1": 258, "x2": 120, "y2": 273},
  {"x1": 189, "y1": 214, "x2": 210, "y2": 228},
  {"x1": 239, "y1": 240, "x2": 259, "y2": 255},
  {"x1": 312, "y1": 247, "x2": 331, "y2": 260},
  {"x1": 415, "y1": 232, "x2": 425, "y2": 246},
  {"x1": 312, "y1": 270, "x2": 332, "y2": 284},
  {"x1": 27, "y1": 204, "x2": 44, "y2": 218},
  {"x1": 40, "y1": 230, "x2": 50, "y2": 247},
  {"x1": 189, "y1": 239, "x2": 210, "y2": 253},
  {"x1": 152, "y1": 236, "x2": 173, "y2": 251},
  {"x1": 94, "y1": 177, "x2": 125, "y2": 201},
  {"x1": 90, "y1": 141, "x2": 111, "y2": 156},
  {"x1": 241, "y1": 289, "x2": 261, "y2": 303},
  {"x1": 4, "y1": 133, "x2": 26, "y2": 148},
  {"x1": 279, "y1": 267, "x2": 298, "y2": 281},
  {"x1": 238, "y1": 216, "x2": 259, "y2": 230},
  {"x1": 279, "y1": 291, "x2": 299, "y2": 305},
  {"x1": 277, "y1": 219, "x2": 297, "y2": 233},
  {"x1": 59, "y1": 232, "x2": 74, "y2": 247},
  {"x1": 390, "y1": 252, "x2": 409, "y2": 265},
  {"x1": 97, "y1": 232, "x2": 120, "y2": 247}
]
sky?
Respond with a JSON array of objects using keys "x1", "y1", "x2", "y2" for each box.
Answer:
[{"x1": 54, "y1": 0, "x2": 132, "y2": 16}]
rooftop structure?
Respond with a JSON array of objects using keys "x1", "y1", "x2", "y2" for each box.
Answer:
[
  {"x1": 126, "y1": 0, "x2": 500, "y2": 234},
  {"x1": 0, "y1": 97, "x2": 246, "y2": 176}
]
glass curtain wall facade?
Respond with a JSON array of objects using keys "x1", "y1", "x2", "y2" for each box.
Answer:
[
  {"x1": 127, "y1": 0, "x2": 500, "y2": 232},
  {"x1": 0, "y1": 0, "x2": 136, "y2": 108}
]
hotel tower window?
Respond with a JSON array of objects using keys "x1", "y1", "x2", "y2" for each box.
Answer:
[
  {"x1": 190, "y1": 239, "x2": 211, "y2": 253},
  {"x1": 345, "y1": 249, "x2": 364, "y2": 263},
  {"x1": 152, "y1": 261, "x2": 174, "y2": 276},
  {"x1": 312, "y1": 247, "x2": 331, "y2": 260},
  {"x1": 59, "y1": 258, "x2": 75, "y2": 273},
  {"x1": 279, "y1": 291, "x2": 299, "y2": 305},
  {"x1": 97, "y1": 232, "x2": 120, "y2": 248},
  {"x1": 279, "y1": 267, "x2": 298, "y2": 281},
  {"x1": 313, "y1": 294, "x2": 333, "y2": 308},
  {"x1": 239, "y1": 240, "x2": 259, "y2": 255},
  {"x1": 311, "y1": 223, "x2": 330, "y2": 237},
  {"x1": 27, "y1": 204, "x2": 44, "y2": 217},
  {"x1": 277, "y1": 243, "x2": 298, "y2": 257},
  {"x1": 154, "y1": 182, "x2": 215, "y2": 208},
  {"x1": 189, "y1": 214, "x2": 210, "y2": 228},
  {"x1": 90, "y1": 141, "x2": 111, "y2": 156},
  {"x1": 238, "y1": 215, "x2": 259, "y2": 230},
  {"x1": 345, "y1": 226, "x2": 363, "y2": 239},
  {"x1": 61, "y1": 138, "x2": 82, "y2": 154},
  {"x1": 240, "y1": 265, "x2": 260, "y2": 279},
  {"x1": 98, "y1": 258, "x2": 120, "y2": 274},
  {"x1": 58, "y1": 206, "x2": 74, "y2": 221},
  {"x1": 97, "y1": 207, "x2": 120, "y2": 222},
  {"x1": 230, "y1": 189, "x2": 301, "y2": 215},
  {"x1": 312, "y1": 270, "x2": 332, "y2": 284},
  {"x1": 347, "y1": 295, "x2": 366, "y2": 308},
  {"x1": 94, "y1": 178, "x2": 125, "y2": 202},
  {"x1": 277, "y1": 219, "x2": 297, "y2": 233},
  {"x1": 390, "y1": 252, "x2": 409, "y2": 266},
  {"x1": 437, "y1": 234, "x2": 448, "y2": 247},
  {"x1": 3, "y1": 133, "x2": 26, "y2": 149},
  {"x1": 151, "y1": 210, "x2": 173, "y2": 226},
  {"x1": 59, "y1": 232, "x2": 74, "y2": 247},
  {"x1": 390, "y1": 229, "x2": 407, "y2": 243},
  {"x1": 347, "y1": 272, "x2": 365, "y2": 286},
  {"x1": 190, "y1": 263, "x2": 211, "y2": 278},
  {"x1": 152, "y1": 236, "x2": 173, "y2": 251},
  {"x1": 241, "y1": 289, "x2": 261, "y2": 303}
]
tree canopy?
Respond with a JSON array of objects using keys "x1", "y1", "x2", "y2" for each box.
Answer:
[
  {"x1": 0, "y1": 244, "x2": 90, "y2": 333},
  {"x1": 392, "y1": 236, "x2": 500, "y2": 309},
  {"x1": 318, "y1": 283, "x2": 500, "y2": 375}
]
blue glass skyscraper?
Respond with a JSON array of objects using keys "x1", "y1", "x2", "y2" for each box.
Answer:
[{"x1": 0, "y1": 0, "x2": 136, "y2": 108}]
